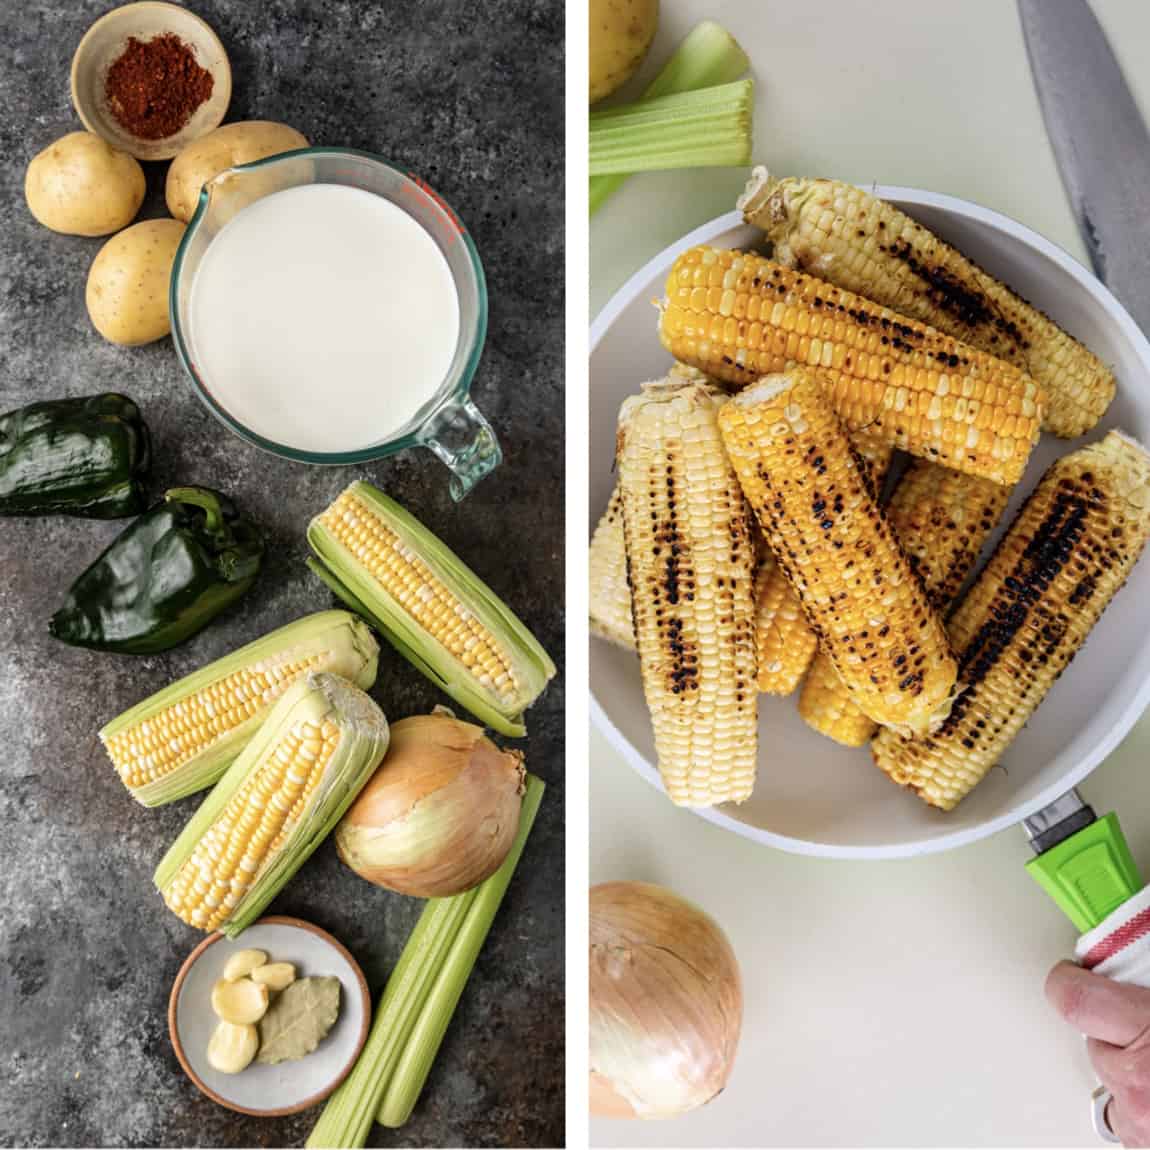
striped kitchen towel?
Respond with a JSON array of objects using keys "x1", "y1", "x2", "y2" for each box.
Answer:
[{"x1": 1077, "y1": 885, "x2": 1150, "y2": 985}]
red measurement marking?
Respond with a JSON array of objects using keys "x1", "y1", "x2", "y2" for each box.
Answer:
[{"x1": 404, "y1": 172, "x2": 465, "y2": 244}]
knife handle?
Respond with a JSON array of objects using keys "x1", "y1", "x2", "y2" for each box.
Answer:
[{"x1": 1025, "y1": 813, "x2": 1141, "y2": 931}]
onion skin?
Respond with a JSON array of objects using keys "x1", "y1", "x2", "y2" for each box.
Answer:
[
  {"x1": 335, "y1": 712, "x2": 524, "y2": 897},
  {"x1": 589, "y1": 881, "x2": 742, "y2": 1119}
]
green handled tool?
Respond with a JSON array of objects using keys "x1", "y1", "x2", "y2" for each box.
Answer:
[{"x1": 1024, "y1": 789, "x2": 1141, "y2": 931}]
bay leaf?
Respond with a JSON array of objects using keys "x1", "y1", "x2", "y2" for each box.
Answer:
[{"x1": 256, "y1": 975, "x2": 342, "y2": 1065}]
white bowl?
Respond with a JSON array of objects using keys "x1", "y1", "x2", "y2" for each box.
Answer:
[
  {"x1": 590, "y1": 189, "x2": 1150, "y2": 859},
  {"x1": 168, "y1": 916, "x2": 371, "y2": 1115}
]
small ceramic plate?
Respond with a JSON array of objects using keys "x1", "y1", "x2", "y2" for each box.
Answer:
[
  {"x1": 71, "y1": 2, "x2": 231, "y2": 161},
  {"x1": 169, "y1": 916, "x2": 371, "y2": 1116}
]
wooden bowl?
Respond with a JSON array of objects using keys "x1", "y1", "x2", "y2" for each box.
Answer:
[
  {"x1": 168, "y1": 916, "x2": 372, "y2": 1116},
  {"x1": 71, "y1": 2, "x2": 231, "y2": 161}
]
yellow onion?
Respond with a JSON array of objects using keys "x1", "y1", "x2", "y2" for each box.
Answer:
[
  {"x1": 335, "y1": 710, "x2": 525, "y2": 897},
  {"x1": 589, "y1": 881, "x2": 742, "y2": 1119}
]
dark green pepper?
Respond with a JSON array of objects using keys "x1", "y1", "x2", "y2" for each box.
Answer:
[
  {"x1": 0, "y1": 393, "x2": 150, "y2": 517},
  {"x1": 49, "y1": 486, "x2": 264, "y2": 654}
]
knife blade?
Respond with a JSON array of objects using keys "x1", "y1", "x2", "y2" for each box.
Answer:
[
  {"x1": 1018, "y1": 0, "x2": 1150, "y2": 334},
  {"x1": 1024, "y1": 788, "x2": 1141, "y2": 931}
]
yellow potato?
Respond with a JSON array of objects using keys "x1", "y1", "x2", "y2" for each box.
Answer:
[
  {"x1": 165, "y1": 121, "x2": 310, "y2": 222},
  {"x1": 86, "y1": 219, "x2": 186, "y2": 346},
  {"x1": 590, "y1": 0, "x2": 658, "y2": 104},
  {"x1": 25, "y1": 132, "x2": 145, "y2": 237}
]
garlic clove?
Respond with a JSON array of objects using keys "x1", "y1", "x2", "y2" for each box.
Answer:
[
  {"x1": 211, "y1": 977, "x2": 270, "y2": 1024},
  {"x1": 250, "y1": 962, "x2": 296, "y2": 992},
  {"x1": 206, "y1": 1020, "x2": 259, "y2": 1074},
  {"x1": 222, "y1": 948, "x2": 268, "y2": 982}
]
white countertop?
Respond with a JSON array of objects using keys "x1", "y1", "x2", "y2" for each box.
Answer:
[{"x1": 590, "y1": 2, "x2": 1150, "y2": 1145}]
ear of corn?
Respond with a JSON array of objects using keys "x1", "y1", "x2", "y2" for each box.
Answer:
[
  {"x1": 617, "y1": 379, "x2": 758, "y2": 806},
  {"x1": 795, "y1": 654, "x2": 879, "y2": 748},
  {"x1": 884, "y1": 462, "x2": 1013, "y2": 611},
  {"x1": 799, "y1": 463, "x2": 1009, "y2": 746},
  {"x1": 752, "y1": 555, "x2": 818, "y2": 694},
  {"x1": 99, "y1": 611, "x2": 379, "y2": 807},
  {"x1": 740, "y1": 170, "x2": 1114, "y2": 438},
  {"x1": 872, "y1": 431, "x2": 1150, "y2": 810},
  {"x1": 753, "y1": 431, "x2": 893, "y2": 695},
  {"x1": 589, "y1": 486, "x2": 636, "y2": 652},
  {"x1": 719, "y1": 368, "x2": 958, "y2": 735},
  {"x1": 307, "y1": 481, "x2": 555, "y2": 738},
  {"x1": 659, "y1": 245, "x2": 1045, "y2": 485},
  {"x1": 155, "y1": 671, "x2": 389, "y2": 938}
]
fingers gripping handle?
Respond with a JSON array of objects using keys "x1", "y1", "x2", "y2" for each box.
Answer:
[{"x1": 1068, "y1": 882, "x2": 1150, "y2": 1143}]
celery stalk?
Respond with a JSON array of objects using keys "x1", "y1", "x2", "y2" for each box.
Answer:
[
  {"x1": 306, "y1": 774, "x2": 545, "y2": 1148},
  {"x1": 306, "y1": 889, "x2": 479, "y2": 1148},
  {"x1": 590, "y1": 20, "x2": 750, "y2": 214},
  {"x1": 377, "y1": 774, "x2": 545, "y2": 1127},
  {"x1": 590, "y1": 79, "x2": 753, "y2": 177}
]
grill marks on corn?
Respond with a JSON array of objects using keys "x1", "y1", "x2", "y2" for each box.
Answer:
[
  {"x1": 320, "y1": 490, "x2": 518, "y2": 706},
  {"x1": 872, "y1": 433, "x2": 1150, "y2": 811},
  {"x1": 163, "y1": 719, "x2": 341, "y2": 930},
  {"x1": 648, "y1": 446, "x2": 700, "y2": 695},
  {"x1": 718, "y1": 369, "x2": 958, "y2": 734},
  {"x1": 751, "y1": 433, "x2": 890, "y2": 695},
  {"x1": 746, "y1": 176, "x2": 1113, "y2": 438},
  {"x1": 660, "y1": 246, "x2": 1044, "y2": 485},
  {"x1": 103, "y1": 654, "x2": 328, "y2": 786},
  {"x1": 617, "y1": 382, "x2": 758, "y2": 806},
  {"x1": 876, "y1": 239, "x2": 1022, "y2": 350},
  {"x1": 955, "y1": 493, "x2": 1089, "y2": 707},
  {"x1": 798, "y1": 463, "x2": 1009, "y2": 747}
]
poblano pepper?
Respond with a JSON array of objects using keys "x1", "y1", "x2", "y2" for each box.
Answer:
[
  {"x1": 49, "y1": 486, "x2": 264, "y2": 654},
  {"x1": 0, "y1": 393, "x2": 150, "y2": 517}
]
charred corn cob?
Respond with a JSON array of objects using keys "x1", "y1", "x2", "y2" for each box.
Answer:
[
  {"x1": 753, "y1": 431, "x2": 893, "y2": 694},
  {"x1": 617, "y1": 379, "x2": 758, "y2": 806},
  {"x1": 799, "y1": 463, "x2": 1009, "y2": 745},
  {"x1": 885, "y1": 463, "x2": 1013, "y2": 610},
  {"x1": 872, "y1": 431, "x2": 1150, "y2": 810},
  {"x1": 307, "y1": 481, "x2": 555, "y2": 738},
  {"x1": 659, "y1": 246, "x2": 1045, "y2": 485},
  {"x1": 740, "y1": 171, "x2": 1114, "y2": 438},
  {"x1": 719, "y1": 368, "x2": 958, "y2": 734},
  {"x1": 589, "y1": 486, "x2": 636, "y2": 651},
  {"x1": 100, "y1": 612, "x2": 379, "y2": 807},
  {"x1": 155, "y1": 672, "x2": 389, "y2": 937}
]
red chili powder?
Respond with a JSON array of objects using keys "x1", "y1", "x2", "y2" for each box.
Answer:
[{"x1": 104, "y1": 33, "x2": 214, "y2": 140}]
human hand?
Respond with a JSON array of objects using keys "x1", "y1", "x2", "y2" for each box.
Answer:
[{"x1": 1047, "y1": 960, "x2": 1150, "y2": 1147}]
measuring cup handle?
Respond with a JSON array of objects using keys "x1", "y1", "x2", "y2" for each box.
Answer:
[{"x1": 417, "y1": 397, "x2": 502, "y2": 500}]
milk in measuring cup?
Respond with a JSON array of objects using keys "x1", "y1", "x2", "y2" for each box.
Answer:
[{"x1": 188, "y1": 184, "x2": 460, "y2": 453}]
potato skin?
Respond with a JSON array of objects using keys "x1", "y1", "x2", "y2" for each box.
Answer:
[
  {"x1": 25, "y1": 132, "x2": 145, "y2": 236},
  {"x1": 86, "y1": 219, "x2": 187, "y2": 346},
  {"x1": 165, "y1": 121, "x2": 310, "y2": 222},
  {"x1": 590, "y1": 0, "x2": 658, "y2": 104}
]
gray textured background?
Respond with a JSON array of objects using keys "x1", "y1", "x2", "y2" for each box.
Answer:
[{"x1": 0, "y1": 2, "x2": 565, "y2": 1146}]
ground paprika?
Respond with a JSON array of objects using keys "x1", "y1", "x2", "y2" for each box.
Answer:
[{"x1": 104, "y1": 33, "x2": 214, "y2": 140}]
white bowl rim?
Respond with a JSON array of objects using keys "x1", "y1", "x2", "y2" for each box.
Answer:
[{"x1": 590, "y1": 187, "x2": 1150, "y2": 860}]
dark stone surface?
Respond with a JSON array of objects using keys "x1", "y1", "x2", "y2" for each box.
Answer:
[{"x1": 0, "y1": 2, "x2": 564, "y2": 1146}]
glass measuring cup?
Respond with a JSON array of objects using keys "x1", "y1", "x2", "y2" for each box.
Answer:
[{"x1": 170, "y1": 148, "x2": 499, "y2": 500}]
